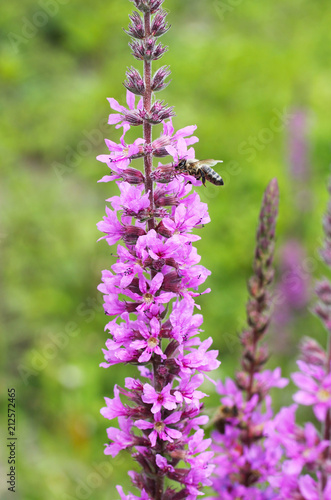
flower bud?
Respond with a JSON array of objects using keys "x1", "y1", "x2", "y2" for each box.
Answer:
[
  {"x1": 235, "y1": 371, "x2": 249, "y2": 391},
  {"x1": 155, "y1": 194, "x2": 178, "y2": 207},
  {"x1": 123, "y1": 226, "x2": 146, "y2": 245},
  {"x1": 151, "y1": 136, "x2": 171, "y2": 157},
  {"x1": 255, "y1": 345, "x2": 269, "y2": 366},
  {"x1": 299, "y1": 336, "x2": 326, "y2": 366},
  {"x1": 151, "y1": 164, "x2": 175, "y2": 183},
  {"x1": 124, "y1": 67, "x2": 145, "y2": 96},
  {"x1": 130, "y1": 0, "x2": 164, "y2": 13},
  {"x1": 151, "y1": 10, "x2": 170, "y2": 37},
  {"x1": 147, "y1": 101, "x2": 175, "y2": 124},
  {"x1": 151, "y1": 65, "x2": 171, "y2": 92},
  {"x1": 122, "y1": 167, "x2": 145, "y2": 185},
  {"x1": 315, "y1": 280, "x2": 331, "y2": 305},
  {"x1": 124, "y1": 110, "x2": 144, "y2": 126},
  {"x1": 130, "y1": 38, "x2": 168, "y2": 61},
  {"x1": 165, "y1": 257, "x2": 179, "y2": 269},
  {"x1": 156, "y1": 220, "x2": 172, "y2": 238},
  {"x1": 129, "y1": 40, "x2": 145, "y2": 60},
  {"x1": 162, "y1": 271, "x2": 182, "y2": 293},
  {"x1": 125, "y1": 11, "x2": 145, "y2": 39},
  {"x1": 247, "y1": 275, "x2": 264, "y2": 299}
]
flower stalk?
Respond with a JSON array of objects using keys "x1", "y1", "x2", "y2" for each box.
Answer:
[
  {"x1": 313, "y1": 181, "x2": 331, "y2": 484},
  {"x1": 260, "y1": 180, "x2": 331, "y2": 499},
  {"x1": 96, "y1": 1, "x2": 220, "y2": 498},
  {"x1": 142, "y1": 9, "x2": 154, "y2": 229},
  {"x1": 210, "y1": 180, "x2": 288, "y2": 499}
]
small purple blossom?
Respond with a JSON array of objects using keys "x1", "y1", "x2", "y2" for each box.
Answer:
[
  {"x1": 142, "y1": 383, "x2": 177, "y2": 413},
  {"x1": 292, "y1": 365, "x2": 331, "y2": 421},
  {"x1": 107, "y1": 90, "x2": 143, "y2": 128},
  {"x1": 299, "y1": 474, "x2": 331, "y2": 500},
  {"x1": 135, "y1": 411, "x2": 182, "y2": 447}
]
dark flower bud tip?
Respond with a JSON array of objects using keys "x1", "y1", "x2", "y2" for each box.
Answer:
[
  {"x1": 124, "y1": 66, "x2": 145, "y2": 96},
  {"x1": 147, "y1": 100, "x2": 175, "y2": 124},
  {"x1": 130, "y1": 38, "x2": 168, "y2": 62},
  {"x1": 151, "y1": 65, "x2": 171, "y2": 92},
  {"x1": 125, "y1": 11, "x2": 145, "y2": 39},
  {"x1": 130, "y1": 0, "x2": 164, "y2": 13},
  {"x1": 151, "y1": 9, "x2": 170, "y2": 37}
]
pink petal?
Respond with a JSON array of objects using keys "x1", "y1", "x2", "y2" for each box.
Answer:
[
  {"x1": 293, "y1": 390, "x2": 316, "y2": 406},
  {"x1": 126, "y1": 90, "x2": 135, "y2": 110},
  {"x1": 108, "y1": 113, "x2": 123, "y2": 125},
  {"x1": 107, "y1": 97, "x2": 125, "y2": 113}
]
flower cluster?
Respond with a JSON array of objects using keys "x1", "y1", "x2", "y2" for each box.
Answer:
[
  {"x1": 208, "y1": 180, "x2": 289, "y2": 499},
  {"x1": 263, "y1": 182, "x2": 331, "y2": 499},
  {"x1": 209, "y1": 180, "x2": 331, "y2": 499},
  {"x1": 97, "y1": 1, "x2": 220, "y2": 499}
]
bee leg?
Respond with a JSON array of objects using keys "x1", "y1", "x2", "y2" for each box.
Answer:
[{"x1": 201, "y1": 171, "x2": 206, "y2": 187}]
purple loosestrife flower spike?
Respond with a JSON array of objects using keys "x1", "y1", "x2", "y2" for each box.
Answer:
[
  {"x1": 209, "y1": 179, "x2": 288, "y2": 499},
  {"x1": 97, "y1": 2, "x2": 221, "y2": 499},
  {"x1": 311, "y1": 179, "x2": 331, "y2": 480},
  {"x1": 242, "y1": 178, "x2": 279, "y2": 397},
  {"x1": 263, "y1": 179, "x2": 331, "y2": 498}
]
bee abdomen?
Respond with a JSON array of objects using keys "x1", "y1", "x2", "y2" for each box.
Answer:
[{"x1": 202, "y1": 166, "x2": 224, "y2": 185}]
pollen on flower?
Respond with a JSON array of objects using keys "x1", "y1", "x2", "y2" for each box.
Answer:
[
  {"x1": 147, "y1": 336, "x2": 159, "y2": 348},
  {"x1": 154, "y1": 421, "x2": 165, "y2": 432},
  {"x1": 317, "y1": 388, "x2": 331, "y2": 402},
  {"x1": 143, "y1": 292, "x2": 154, "y2": 304}
]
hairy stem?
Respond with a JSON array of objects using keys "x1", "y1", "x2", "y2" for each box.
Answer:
[
  {"x1": 143, "y1": 15, "x2": 163, "y2": 498},
  {"x1": 143, "y1": 11, "x2": 155, "y2": 232}
]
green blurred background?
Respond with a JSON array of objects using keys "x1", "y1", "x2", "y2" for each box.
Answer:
[{"x1": 1, "y1": 0, "x2": 331, "y2": 498}]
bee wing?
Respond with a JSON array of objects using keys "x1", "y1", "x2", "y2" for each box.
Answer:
[{"x1": 201, "y1": 159, "x2": 223, "y2": 167}]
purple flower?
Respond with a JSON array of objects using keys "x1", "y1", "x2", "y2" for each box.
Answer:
[
  {"x1": 299, "y1": 474, "x2": 331, "y2": 500},
  {"x1": 292, "y1": 366, "x2": 331, "y2": 421},
  {"x1": 107, "y1": 90, "x2": 143, "y2": 128},
  {"x1": 135, "y1": 411, "x2": 182, "y2": 447},
  {"x1": 141, "y1": 382, "x2": 177, "y2": 413},
  {"x1": 151, "y1": 119, "x2": 198, "y2": 156},
  {"x1": 117, "y1": 485, "x2": 151, "y2": 500},
  {"x1": 97, "y1": 125, "x2": 145, "y2": 180},
  {"x1": 122, "y1": 272, "x2": 176, "y2": 313},
  {"x1": 130, "y1": 316, "x2": 166, "y2": 362},
  {"x1": 100, "y1": 385, "x2": 130, "y2": 420},
  {"x1": 104, "y1": 417, "x2": 137, "y2": 457},
  {"x1": 108, "y1": 182, "x2": 150, "y2": 215},
  {"x1": 155, "y1": 454, "x2": 175, "y2": 473},
  {"x1": 174, "y1": 373, "x2": 207, "y2": 408}
]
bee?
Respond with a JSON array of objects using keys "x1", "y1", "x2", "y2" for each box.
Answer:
[
  {"x1": 175, "y1": 159, "x2": 224, "y2": 187},
  {"x1": 212, "y1": 404, "x2": 238, "y2": 434}
]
